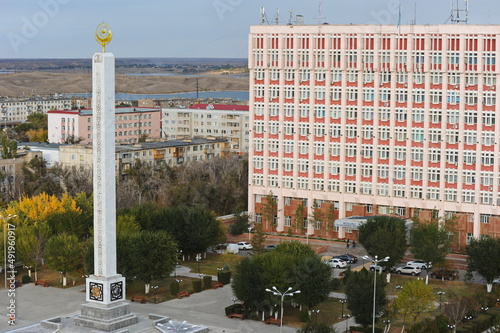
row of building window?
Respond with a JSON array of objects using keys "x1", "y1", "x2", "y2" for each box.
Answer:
[{"x1": 254, "y1": 69, "x2": 497, "y2": 86}]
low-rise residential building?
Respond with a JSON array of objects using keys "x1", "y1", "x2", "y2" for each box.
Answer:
[
  {"x1": 162, "y1": 104, "x2": 250, "y2": 154},
  {"x1": 58, "y1": 137, "x2": 231, "y2": 181},
  {"x1": 0, "y1": 97, "x2": 72, "y2": 123},
  {"x1": 47, "y1": 107, "x2": 162, "y2": 144}
]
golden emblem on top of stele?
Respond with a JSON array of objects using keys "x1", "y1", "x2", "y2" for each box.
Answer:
[{"x1": 95, "y1": 22, "x2": 112, "y2": 53}]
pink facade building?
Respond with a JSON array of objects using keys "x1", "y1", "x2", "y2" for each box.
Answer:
[
  {"x1": 248, "y1": 24, "x2": 500, "y2": 249},
  {"x1": 47, "y1": 107, "x2": 162, "y2": 144}
]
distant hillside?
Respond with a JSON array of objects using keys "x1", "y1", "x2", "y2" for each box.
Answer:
[
  {"x1": 0, "y1": 58, "x2": 248, "y2": 70},
  {"x1": 0, "y1": 72, "x2": 249, "y2": 97}
]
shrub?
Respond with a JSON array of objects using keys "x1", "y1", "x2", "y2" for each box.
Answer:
[
  {"x1": 192, "y1": 280, "x2": 202, "y2": 293},
  {"x1": 203, "y1": 275, "x2": 212, "y2": 290},
  {"x1": 218, "y1": 271, "x2": 231, "y2": 285},
  {"x1": 170, "y1": 281, "x2": 179, "y2": 296},
  {"x1": 330, "y1": 278, "x2": 341, "y2": 290},
  {"x1": 21, "y1": 275, "x2": 31, "y2": 284}
]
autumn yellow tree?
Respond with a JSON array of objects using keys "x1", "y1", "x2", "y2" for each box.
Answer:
[{"x1": 5, "y1": 193, "x2": 81, "y2": 226}]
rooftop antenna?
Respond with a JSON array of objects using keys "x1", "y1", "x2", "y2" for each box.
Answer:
[
  {"x1": 410, "y1": 2, "x2": 417, "y2": 25},
  {"x1": 288, "y1": 9, "x2": 296, "y2": 25},
  {"x1": 314, "y1": 0, "x2": 327, "y2": 24},
  {"x1": 273, "y1": 8, "x2": 280, "y2": 25},
  {"x1": 260, "y1": 7, "x2": 269, "y2": 25},
  {"x1": 446, "y1": 0, "x2": 469, "y2": 24}
]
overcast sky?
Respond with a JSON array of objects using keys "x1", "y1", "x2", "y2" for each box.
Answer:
[{"x1": 2, "y1": 0, "x2": 500, "y2": 59}]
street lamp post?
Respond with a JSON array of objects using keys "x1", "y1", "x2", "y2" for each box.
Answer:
[
  {"x1": 195, "y1": 254, "x2": 201, "y2": 273},
  {"x1": 151, "y1": 285, "x2": 159, "y2": 304},
  {"x1": 339, "y1": 299, "x2": 347, "y2": 318},
  {"x1": 362, "y1": 255, "x2": 389, "y2": 333},
  {"x1": 2, "y1": 214, "x2": 17, "y2": 288},
  {"x1": 248, "y1": 225, "x2": 253, "y2": 241},
  {"x1": 437, "y1": 291, "x2": 445, "y2": 309},
  {"x1": 265, "y1": 286, "x2": 301, "y2": 333}
]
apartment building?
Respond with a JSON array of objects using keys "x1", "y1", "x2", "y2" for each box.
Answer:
[
  {"x1": 248, "y1": 24, "x2": 500, "y2": 249},
  {"x1": 0, "y1": 97, "x2": 72, "y2": 126},
  {"x1": 47, "y1": 107, "x2": 162, "y2": 144},
  {"x1": 59, "y1": 138, "x2": 231, "y2": 181},
  {"x1": 162, "y1": 104, "x2": 250, "y2": 154}
]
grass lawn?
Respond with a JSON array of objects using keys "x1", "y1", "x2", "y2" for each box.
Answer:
[{"x1": 178, "y1": 252, "x2": 242, "y2": 275}]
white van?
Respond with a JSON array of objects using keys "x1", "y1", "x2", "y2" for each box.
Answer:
[{"x1": 226, "y1": 244, "x2": 239, "y2": 254}]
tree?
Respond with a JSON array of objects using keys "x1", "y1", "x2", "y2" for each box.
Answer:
[
  {"x1": 126, "y1": 230, "x2": 177, "y2": 294},
  {"x1": 444, "y1": 297, "x2": 471, "y2": 332},
  {"x1": 132, "y1": 205, "x2": 225, "y2": 257},
  {"x1": 466, "y1": 237, "x2": 500, "y2": 292},
  {"x1": 21, "y1": 157, "x2": 62, "y2": 196},
  {"x1": 308, "y1": 200, "x2": 325, "y2": 235},
  {"x1": 228, "y1": 212, "x2": 250, "y2": 235},
  {"x1": 232, "y1": 241, "x2": 330, "y2": 315},
  {"x1": 44, "y1": 233, "x2": 83, "y2": 286},
  {"x1": 15, "y1": 224, "x2": 49, "y2": 281},
  {"x1": 344, "y1": 268, "x2": 388, "y2": 328},
  {"x1": 393, "y1": 279, "x2": 435, "y2": 328},
  {"x1": 358, "y1": 216, "x2": 407, "y2": 270},
  {"x1": 0, "y1": 134, "x2": 17, "y2": 159},
  {"x1": 294, "y1": 203, "x2": 306, "y2": 234},
  {"x1": 261, "y1": 191, "x2": 277, "y2": 232},
  {"x1": 291, "y1": 256, "x2": 332, "y2": 309},
  {"x1": 250, "y1": 222, "x2": 267, "y2": 255},
  {"x1": 410, "y1": 221, "x2": 451, "y2": 267}
]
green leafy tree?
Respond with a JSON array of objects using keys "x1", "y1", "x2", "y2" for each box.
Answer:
[
  {"x1": 261, "y1": 191, "x2": 278, "y2": 232},
  {"x1": 232, "y1": 256, "x2": 268, "y2": 310},
  {"x1": 250, "y1": 222, "x2": 267, "y2": 255},
  {"x1": 294, "y1": 203, "x2": 306, "y2": 234},
  {"x1": 0, "y1": 134, "x2": 17, "y2": 159},
  {"x1": 228, "y1": 212, "x2": 250, "y2": 235},
  {"x1": 22, "y1": 157, "x2": 63, "y2": 196},
  {"x1": 410, "y1": 221, "x2": 451, "y2": 267},
  {"x1": 15, "y1": 223, "x2": 49, "y2": 281},
  {"x1": 344, "y1": 268, "x2": 388, "y2": 328},
  {"x1": 291, "y1": 256, "x2": 332, "y2": 309},
  {"x1": 138, "y1": 205, "x2": 225, "y2": 257},
  {"x1": 308, "y1": 200, "x2": 324, "y2": 234},
  {"x1": 325, "y1": 202, "x2": 337, "y2": 233},
  {"x1": 358, "y1": 216, "x2": 407, "y2": 270},
  {"x1": 394, "y1": 279, "x2": 435, "y2": 328},
  {"x1": 232, "y1": 242, "x2": 329, "y2": 313},
  {"x1": 467, "y1": 237, "x2": 500, "y2": 292},
  {"x1": 127, "y1": 230, "x2": 178, "y2": 294},
  {"x1": 44, "y1": 233, "x2": 83, "y2": 286}
]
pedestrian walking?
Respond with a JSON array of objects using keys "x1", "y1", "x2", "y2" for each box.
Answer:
[
  {"x1": 346, "y1": 239, "x2": 350, "y2": 248},
  {"x1": 352, "y1": 240, "x2": 356, "y2": 249}
]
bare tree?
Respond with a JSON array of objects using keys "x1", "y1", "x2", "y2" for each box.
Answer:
[{"x1": 444, "y1": 297, "x2": 471, "y2": 333}]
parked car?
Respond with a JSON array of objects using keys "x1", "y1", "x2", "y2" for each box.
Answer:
[
  {"x1": 406, "y1": 260, "x2": 432, "y2": 270},
  {"x1": 325, "y1": 258, "x2": 348, "y2": 269},
  {"x1": 369, "y1": 264, "x2": 395, "y2": 272},
  {"x1": 264, "y1": 244, "x2": 277, "y2": 251},
  {"x1": 395, "y1": 266, "x2": 421, "y2": 276},
  {"x1": 430, "y1": 268, "x2": 459, "y2": 280},
  {"x1": 492, "y1": 278, "x2": 500, "y2": 285},
  {"x1": 369, "y1": 264, "x2": 385, "y2": 272},
  {"x1": 237, "y1": 242, "x2": 253, "y2": 250},
  {"x1": 334, "y1": 254, "x2": 358, "y2": 264}
]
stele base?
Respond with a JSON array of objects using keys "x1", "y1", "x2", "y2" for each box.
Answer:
[{"x1": 74, "y1": 275, "x2": 138, "y2": 331}]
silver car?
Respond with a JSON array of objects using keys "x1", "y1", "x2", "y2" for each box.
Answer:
[{"x1": 395, "y1": 266, "x2": 421, "y2": 276}]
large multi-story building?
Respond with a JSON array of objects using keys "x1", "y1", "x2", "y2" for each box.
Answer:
[
  {"x1": 162, "y1": 104, "x2": 250, "y2": 154},
  {"x1": 47, "y1": 107, "x2": 162, "y2": 144},
  {"x1": 248, "y1": 24, "x2": 500, "y2": 249}
]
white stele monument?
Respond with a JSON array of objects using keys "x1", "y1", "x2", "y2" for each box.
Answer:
[{"x1": 74, "y1": 23, "x2": 138, "y2": 331}]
